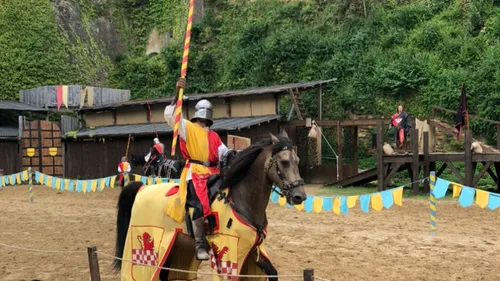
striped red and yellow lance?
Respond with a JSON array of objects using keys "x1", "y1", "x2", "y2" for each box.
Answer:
[{"x1": 171, "y1": 0, "x2": 195, "y2": 156}]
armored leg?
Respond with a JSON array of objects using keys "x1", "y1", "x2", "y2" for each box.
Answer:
[{"x1": 192, "y1": 217, "x2": 209, "y2": 260}]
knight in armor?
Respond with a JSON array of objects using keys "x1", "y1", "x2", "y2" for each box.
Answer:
[
  {"x1": 150, "y1": 137, "x2": 165, "y2": 166},
  {"x1": 164, "y1": 78, "x2": 229, "y2": 261}
]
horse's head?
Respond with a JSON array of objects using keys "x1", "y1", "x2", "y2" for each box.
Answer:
[{"x1": 266, "y1": 130, "x2": 307, "y2": 205}]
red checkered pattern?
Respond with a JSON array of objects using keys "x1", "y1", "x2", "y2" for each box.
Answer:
[
  {"x1": 132, "y1": 249, "x2": 159, "y2": 266},
  {"x1": 209, "y1": 249, "x2": 238, "y2": 281}
]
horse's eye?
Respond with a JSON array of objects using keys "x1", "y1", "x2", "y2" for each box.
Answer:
[{"x1": 280, "y1": 160, "x2": 290, "y2": 168}]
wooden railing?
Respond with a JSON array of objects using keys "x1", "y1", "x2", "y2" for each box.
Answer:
[{"x1": 431, "y1": 106, "x2": 500, "y2": 150}]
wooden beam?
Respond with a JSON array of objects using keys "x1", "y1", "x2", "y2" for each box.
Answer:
[
  {"x1": 384, "y1": 162, "x2": 404, "y2": 186},
  {"x1": 436, "y1": 162, "x2": 448, "y2": 177},
  {"x1": 482, "y1": 161, "x2": 498, "y2": 182},
  {"x1": 337, "y1": 121, "x2": 343, "y2": 181},
  {"x1": 353, "y1": 126, "x2": 358, "y2": 173},
  {"x1": 495, "y1": 162, "x2": 500, "y2": 192},
  {"x1": 497, "y1": 125, "x2": 500, "y2": 150},
  {"x1": 472, "y1": 161, "x2": 493, "y2": 186},
  {"x1": 446, "y1": 161, "x2": 465, "y2": 184},
  {"x1": 376, "y1": 120, "x2": 384, "y2": 191},
  {"x1": 423, "y1": 132, "x2": 430, "y2": 193},
  {"x1": 464, "y1": 130, "x2": 473, "y2": 186},
  {"x1": 411, "y1": 128, "x2": 419, "y2": 194},
  {"x1": 317, "y1": 85, "x2": 322, "y2": 120},
  {"x1": 280, "y1": 119, "x2": 391, "y2": 127}
]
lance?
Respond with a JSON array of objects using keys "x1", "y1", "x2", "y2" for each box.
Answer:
[{"x1": 171, "y1": 0, "x2": 195, "y2": 156}]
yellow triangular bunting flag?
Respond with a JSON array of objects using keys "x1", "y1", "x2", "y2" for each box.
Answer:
[
  {"x1": 39, "y1": 174, "x2": 45, "y2": 184},
  {"x1": 294, "y1": 201, "x2": 304, "y2": 211},
  {"x1": 110, "y1": 176, "x2": 116, "y2": 188},
  {"x1": 333, "y1": 198, "x2": 341, "y2": 215},
  {"x1": 393, "y1": 187, "x2": 403, "y2": 206},
  {"x1": 147, "y1": 177, "x2": 153, "y2": 185},
  {"x1": 22, "y1": 170, "x2": 28, "y2": 181},
  {"x1": 16, "y1": 173, "x2": 21, "y2": 184},
  {"x1": 278, "y1": 196, "x2": 287, "y2": 206},
  {"x1": 452, "y1": 184, "x2": 462, "y2": 198},
  {"x1": 91, "y1": 180, "x2": 98, "y2": 192},
  {"x1": 347, "y1": 196, "x2": 358, "y2": 208},
  {"x1": 64, "y1": 179, "x2": 70, "y2": 191},
  {"x1": 371, "y1": 193, "x2": 383, "y2": 211},
  {"x1": 313, "y1": 197, "x2": 323, "y2": 213},
  {"x1": 475, "y1": 189, "x2": 489, "y2": 208},
  {"x1": 55, "y1": 179, "x2": 61, "y2": 191},
  {"x1": 46, "y1": 176, "x2": 53, "y2": 187},
  {"x1": 82, "y1": 181, "x2": 88, "y2": 193},
  {"x1": 135, "y1": 175, "x2": 141, "y2": 181}
]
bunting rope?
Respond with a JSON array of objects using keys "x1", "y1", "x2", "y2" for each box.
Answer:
[{"x1": 171, "y1": 0, "x2": 195, "y2": 156}]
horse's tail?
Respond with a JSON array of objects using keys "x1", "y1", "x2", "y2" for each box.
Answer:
[{"x1": 113, "y1": 181, "x2": 144, "y2": 272}]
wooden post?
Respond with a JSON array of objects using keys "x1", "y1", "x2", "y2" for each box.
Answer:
[
  {"x1": 303, "y1": 268, "x2": 314, "y2": 281},
  {"x1": 317, "y1": 85, "x2": 322, "y2": 120},
  {"x1": 464, "y1": 130, "x2": 473, "y2": 187},
  {"x1": 411, "y1": 128, "x2": 419, "y2": 195},
  {"x1": 497, "y1": 124, "x2": 500, "y2": 150},
  {"x1": 337, "y1": 121, "x2": 343, "y2": 181},
  {"x1": 495, "y1": 162, "x2": 500, "y2": 192},
  {"x1": 423, "y1": 132, "x2": 430, "y2": 193},
  {"x1": 353, "y1": 126, "x2": 359, "y2": 173},
  {"x1": 376, "y1": 120, "x2": 384, "y2": 191},
  {"x1": 87, "y1": 246, "x2": 101, "y2": 281}
]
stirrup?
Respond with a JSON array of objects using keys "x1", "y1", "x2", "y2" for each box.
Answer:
[{"x1": 195, "y1": 246, "x2": 209, "y2": 260}]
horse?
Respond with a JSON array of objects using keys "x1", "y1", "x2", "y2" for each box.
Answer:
[
  {"x1": 113, "y1": 130, "x2": 307, "y2": 281},
  {"x1": 131, "y1": 150, "x2": 184, "y2": 179}
]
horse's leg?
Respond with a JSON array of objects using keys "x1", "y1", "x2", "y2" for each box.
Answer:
[{"x1": 254, "y1": 250, "x2": 278, "y2": 281}]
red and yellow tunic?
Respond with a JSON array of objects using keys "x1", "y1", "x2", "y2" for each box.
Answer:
[
  {"x1": 118, "y1": 161, "x2": 131, "y2": 184},
  {"x1": 164, "y1": 105, "x2": 228, "y2": 223}
]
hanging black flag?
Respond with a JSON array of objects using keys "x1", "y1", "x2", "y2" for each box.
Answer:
[{"x1": 455, "y1": 83, "x2": 468, "y2": 139}]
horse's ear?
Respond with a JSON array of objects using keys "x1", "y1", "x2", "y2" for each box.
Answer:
[
  {"x1": 279, "y1": 129, "x2": 289, "y2": 139},
  {"x1": 270, "y1": 133, "x2": 279, "y2": 144}
]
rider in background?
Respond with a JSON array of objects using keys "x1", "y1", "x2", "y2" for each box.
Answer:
[
  {"x1": 151, "y1": 137, "x2": 165, "y2": 166},
  {"x1": 163, "y1": 77, "x2": 229, "y2": 261}
]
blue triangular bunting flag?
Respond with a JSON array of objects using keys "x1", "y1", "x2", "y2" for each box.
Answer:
[
  {"x1": 322, "y1": 197, "x2": 333, "y2": 212},
  {"x1": 433, "y1": 178, "x2": 450, "y2": 199},
  {"x1": 458, "y1": 186, "x2": 475, "y2": 207},
  {"x1": 304, "y1": 196, "x2": 314, "y2": 213},
  {"x1": 360, "y1": 194, "x2": 371, "y2": 213},
  {"x1": 381, "y1": 189, "x2": 394, "y2": 209}
]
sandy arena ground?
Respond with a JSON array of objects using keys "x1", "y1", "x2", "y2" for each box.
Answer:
[{"x1": 1, "y1": 185, "x2": 500, "y2": 281}]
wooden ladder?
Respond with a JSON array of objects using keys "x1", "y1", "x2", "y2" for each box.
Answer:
[{"x1": 289, "y1": 88, "x2": 308, "y2": 120}]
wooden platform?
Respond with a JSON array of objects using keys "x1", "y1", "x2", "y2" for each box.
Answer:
[
  {"x1": 384, "y1": 152, "x2": 500, "y2": 163},
  {"x1": 375, "y1": 120, "x2": 500, "y2": 195}
]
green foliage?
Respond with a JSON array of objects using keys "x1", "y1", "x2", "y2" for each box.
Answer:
[
  {"x1": 2, "y1": 0, "x2": 500, "y2": 145},
  {"x1": 0, "y1": 0, "x2": 77, "y2": 100}
]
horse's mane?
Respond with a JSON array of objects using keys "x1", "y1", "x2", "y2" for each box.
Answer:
[{"x1": 222, "y1": 136, "x2": 292, "y2": 188}]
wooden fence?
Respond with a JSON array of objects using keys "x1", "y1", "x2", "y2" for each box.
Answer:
[{"x1": 19, "y1": 85, "x2": 130, "y2": 109}]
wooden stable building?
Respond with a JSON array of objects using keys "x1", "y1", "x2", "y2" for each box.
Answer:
[{"x1": 62, "y1": 79, "x2": 336, "y2": 178}]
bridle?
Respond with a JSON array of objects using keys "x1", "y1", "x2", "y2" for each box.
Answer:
[
  {"x1": 264, "y1": 145, "x2": 305, "y2": 200},
  {"x1": 218, "y1": 142, "x2": 304, "y2": 246}
]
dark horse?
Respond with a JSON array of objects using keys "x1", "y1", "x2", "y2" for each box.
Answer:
[
  {"x1": 131, "y1": 149, "x2": 184, "y2": 179},
  {"x1": 113, "y1": 130, "x2": 307, "y2": 281}
]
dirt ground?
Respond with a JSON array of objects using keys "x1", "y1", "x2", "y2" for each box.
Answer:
[{"x1": 1, "y1": 184, "x2": 500, "y2": 281}]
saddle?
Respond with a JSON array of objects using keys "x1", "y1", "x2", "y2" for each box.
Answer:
[{"x1": 184, "y1": 149, "x2": 237, "y2": 237}]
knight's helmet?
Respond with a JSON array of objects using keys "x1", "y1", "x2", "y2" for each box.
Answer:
[{"x1": 190, "y1": 99, "x2": 214, "y2": 127}]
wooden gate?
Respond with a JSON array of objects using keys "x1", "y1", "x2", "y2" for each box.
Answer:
[
  {"x1": 227, "y1": 135, "x2": 251, "y2": 151},
  {"x1": 21, "y1": 120, "x2": 64, "y2": 177}
]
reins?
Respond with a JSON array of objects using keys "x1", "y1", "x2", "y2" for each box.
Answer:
[{"x1": 217, "y1": 142, "x2": 304, "y2": 245}]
